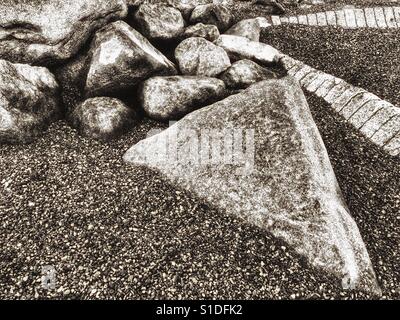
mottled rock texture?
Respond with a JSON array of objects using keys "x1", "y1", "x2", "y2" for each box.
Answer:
[
  {"x1": 133, "y1": 3, "x2": 185, "y2": 41},
  {"x1": 175, "y1": 37, "x2": 231, "y2": 77},
  {"x1": 140, "y1": 76, "x2": 226, "y2": 121},
  {"x1": 70, "y1": 97, "x2": 135, "y2": 141},
  {"x1": 0, "y1": 0, "x2": 128, "y2": 66},
  {"x1": 146, "y1": 0, "x2": 233, "y2": 19},
  {"x1": 182, "y1": 23, "x2": 220, "y2": 42},
  {"x1": 190, "y1": 4, "x2": 234, "y2": 32},
  {"x1": 124, "y1": 77, "x2": 380, "y2": 295},
  {"x1": 251, "y1": 0, "x2": 286, "y2": 14},
  {"x1": 85, "y1": 21, "x2": 177, "y2": 97},
  {"x1": 225, "y1": 17, "x2": 271, "y2": 42},
  {"x1": 0, "y1": 59, "x2": 60, "y2": 143},
  {"x1": 220, "y1": 59, "x2": 276, "y2": 89},
  {"x1": 215, "y1": 34, "x2": 280, "y2": 65}
]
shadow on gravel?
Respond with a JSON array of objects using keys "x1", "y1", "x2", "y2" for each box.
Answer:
[
  {"x1": 0, "y1": 117, "x2": 380, "y2": 300},
  {"x1": 306, "y1": 93, "x2": 400, "y2": 300}
]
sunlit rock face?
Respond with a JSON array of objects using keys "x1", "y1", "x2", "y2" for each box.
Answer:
[
  {"x1": 225, "y1": 17, "x2": 271, "y2": 42},
  {"x1": 220, "y1": 59, "x2": 277, "y2": 89},
  {"x1": 133, "y1": 3, "x2": 186, "y2": 41},
  {"x1": 0, "y1": 0, "x2": 128, "y2": 66},
  {"x1": 215, "y1": 34, "x2": 280, "y2": 65},
  {"x1": 182, "y1": 23, "x2": 220, "y2": 42},
  {"x1": 140, "y1": 76, "x2": 226, "y2": 121},
  {"x1": 175, "y1": 37, "x2": 231, "y2": 77},
  {"x1": 145, "y1": 0, "x2": 234, "y2": 19},
  {"x1": 189, "y1": 4, "x2": 234, "y2": 32},
  {"x1": 70, "y1": 97, "x2": 136, "y2": 141},
  {"x1": 85, "y1": 21, "x2": 177, "y2": 97},
  {"x1": 0, "y1": 59, "x2": 60, "y2": 143},
  {"x1": 124, "y1": 77, "x2": 380, "y2": 295}
]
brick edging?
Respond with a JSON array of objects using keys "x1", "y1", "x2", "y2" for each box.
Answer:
[
  {"x1": 270, "y1": 7, "x2": 400, "y2": 29},
  {"x1": 279, "y1": 55, "x2": 400, "y2": 157}
]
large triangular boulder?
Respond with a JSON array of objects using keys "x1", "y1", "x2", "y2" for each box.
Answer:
[
  {"x1": 85, "y1": 21, "x2": 177, "y2": 97},
  {"x1": 0, "y1": 0, "x2": 128, "y2": 65},
  {"x1": 124, "y1": 77, "x2": 380, "y2": 295}
]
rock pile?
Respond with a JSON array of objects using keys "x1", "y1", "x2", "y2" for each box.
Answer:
[
  {"x1": 0, "y1": 0, "x2": 381, "y2": 295},
  {"x1": 0, "y1": 0, "x2": 277, "y2": 142}
]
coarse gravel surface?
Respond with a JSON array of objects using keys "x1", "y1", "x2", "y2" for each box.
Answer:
[
  {"x1": 261, "y1": 26, "x2": 400, "y2": 107},
  {"x1": 305, "y1": 93, "x2": 400, "y2": 300},
  {"x1": 0, "y1": 120, "x2": 372, "y2": 300}
]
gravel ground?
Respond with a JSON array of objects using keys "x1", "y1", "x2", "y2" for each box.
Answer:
[
  {"x1": 0, "y1": 1, "x2": 399, "y2": 300},
  {"x1": 0, "y1": 120, "x2": 372, "y2": 300},
  {"x1": 306, "y1": 93, "x2": 400, "y2": 300},
  {"x1": 261, "y1": 26, "x2": 400, "y2": 107}
]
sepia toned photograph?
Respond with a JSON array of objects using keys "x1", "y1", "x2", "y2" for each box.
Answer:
[{"x1": 0, "y1": 0, "x2": 399, "y2": 306}]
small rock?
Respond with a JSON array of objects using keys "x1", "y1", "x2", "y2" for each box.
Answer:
[
  {"x1": 175, "y1": 37, "x2": 231, "y2": 76},
  {"x1": 133, "y1": 4, "x2": 185, "y2": 41},
  {"x1": 215, "y1": 34, "x2": 280, "y2": 65},
  {"x1": 85, "y1": 21, "x2": 177, "y2": 97},
  {"x1": 70, "y1": 97, "x2": 136, "y2": 140},
  {"x1": 0, "y1": 59, "x2": 61, "y2": 143},
  {"x1": 225, "y1": 17, "x2": 271, "y2": 42},
  {"x1": 157, "y1": 0, "x2": 233, "y2": 19},
  {"x1": 190, "y1": 4, "x2": 234, "y2": 32},
  {"x1": 251, "y1": 0, "x2": 286, "y2": 15},
  {"x1": 141, "y1": 76, "x2": 226, "y2": 120},
  {"x1": 220, "y1": 59, "x2": 276, "y2": 89},
  {"x1": 182, "y1": 23, "x2": 220, "y2": 42}
]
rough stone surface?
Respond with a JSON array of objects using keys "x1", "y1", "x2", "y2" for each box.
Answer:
[
  {"x1": 140, "y1": 76, "x2": 226, "y2": 121},
  {"x1": 225, "y1": 17, "x2": 271, "y2": 42},
  {"x1": 215, "y1": 35, "x2": 280, "y2": 65},
  {"x1": 127, "y1": 0, "x2": 145, "y2": 7},
  {"x1": 133, "y1": 4, "x2": 185, "y2": 41},
  {"x1": 0, "y1": 59, "x2": 60, "y2": 143},
  {"x1": 85, "y1": 21, "x2": 177, "y2": 97},
  {"x1": 175, "y1": 37, "x2": 231, "y2": 77},
  {"x1": 220, "y1": 59, "x2": 277, "y2": 89},
  {"x1": 182, "y1": 23, "x2": 220, "y2": 42},
  {"x1": 70, "y1": 97, "x2": 135, "y2": 140},
  {"x1": 252, "y1": 0, "x2": 286, "y2": 14},
  {"x1": 124, "y1": 77, "x2": 380, "y2": 295},
  {"x1": 190, "y1": 4, "x2": 234, "y2": 32},
  {"x1": 0, "y1": 0, "x2": 128, "y2": 66},
  {"x1": 153, "y1": 0, "x2": 233, "y2": 19}
]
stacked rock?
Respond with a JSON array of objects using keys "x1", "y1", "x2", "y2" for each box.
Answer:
[{"x1": 0, "y1": 0, "x2": 279, "y2": 142}]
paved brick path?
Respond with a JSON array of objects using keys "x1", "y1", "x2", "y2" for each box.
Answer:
[
  {"x1": 270, "y1": 7, "x2": 400, "y2": 28},
  {"x1": 279, "y1": 55, "x2": 400, "y2": 157}
]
